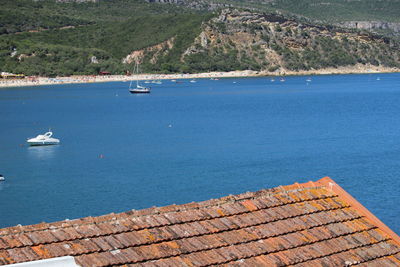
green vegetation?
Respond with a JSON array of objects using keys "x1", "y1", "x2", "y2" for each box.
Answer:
[
  {"x1": 0, "y1": 0, "x2": 399, "y2": 76},
  {"x1": 271, "y1": 0, "x2": 400, "y2": 23},
  {"x1": 189, "y1": 0, "x2": 400, "y2": 23},
  {"x1": 0, "y1": 0, "x2": 212, "y2": 76}
]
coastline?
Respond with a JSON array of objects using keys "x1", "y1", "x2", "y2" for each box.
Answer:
[{"x1": 0, "y1": 64, "x2": 399, "y2": 88}]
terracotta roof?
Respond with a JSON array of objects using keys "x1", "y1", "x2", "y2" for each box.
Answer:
[{"x1": 1, "y1": 177, "x2": 400, "y2": 266}]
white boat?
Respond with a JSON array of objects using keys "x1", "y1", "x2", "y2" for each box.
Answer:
[
  {"x1": 190, "y1": 79, "x2": 197, "y2": 83},
  {"x1": 27, "y1": 131, "x2": 60, "y2": 146},
  {"x1": 0, "y1": 174, "x2": 4, "y2": 181},
  {"x1": 129, "y1": 63, "x2": 150, "y2": 94},
  {"x1": 306, "y1": 77, "x2": 312, "y2": 82}
]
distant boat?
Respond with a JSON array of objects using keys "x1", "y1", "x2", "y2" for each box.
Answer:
[
  {"x1": 171, "y1": 79, "x2": 176, "y2": 82},
  {"x1": 144, "y1": 80, "x2": 150, "y2": 84},
  {"x1": 27, "y1": 131, "x2": 60, "y2": 146},
  {"x1": 306, "y1": 77, "x2": 312, "y2": 82},
  {"x1": 190, "y1": 79, "x2": 197, "y2": 83},
  {"x1": 129, "y1": 63, "x2": 150, "y2": 94},
  {"x1": 270, "y1": 78, "x2": 275, "y2": 82},
  {"x1": 0, "y1": 174, "x2": 4, "y2": 181},
  {"x1": 152, "y1": 80, "x2": 162, "y2": 84},
  {"x1": 280, "y1": 77, "x2": 286, "y2": 82},
  {"x1": 377, "y1": 77, "x2": 381, "y2": 81}
]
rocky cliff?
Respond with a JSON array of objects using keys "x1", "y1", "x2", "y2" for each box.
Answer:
[
  {"x1": 130, "y1": 9, "x2": 400, "y2": 73},
  {"x1": 341, "y1": 21, "x2": 400, "y2": 33}
]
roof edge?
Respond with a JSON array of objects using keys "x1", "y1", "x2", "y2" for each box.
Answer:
[{"x1": 313, "y1": 176, "x2": 400, "y2": 246}]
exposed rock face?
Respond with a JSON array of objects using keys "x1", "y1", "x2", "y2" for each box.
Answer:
[
  {"x1": 181, "y1": 9, "x2": 399, "y2": 71},
  {"x1": 341, "y1": 21, "x2": 400, "y2": 33},
  {"x1": 123, "y1": 37, "x2": 175, "y2": 64},
  {"x1": 91, "y1": 56, "x2": 99, "y2": 64},
  {"x1": 123, "y1": 9, "x2": 400, "y2": 72}
]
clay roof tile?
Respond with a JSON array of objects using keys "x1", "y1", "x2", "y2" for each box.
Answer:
[{"x1": 0, "y1": 177, "x2": 399, "y2": 266}]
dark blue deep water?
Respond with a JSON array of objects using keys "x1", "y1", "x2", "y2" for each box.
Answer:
[{"x1": 1, "y1": 74, "x2": 399, "y2": 234}]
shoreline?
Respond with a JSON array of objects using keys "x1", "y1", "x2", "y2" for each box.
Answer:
[{"x1": 1, "y1": 64, "x2": 399, "y2": 88}]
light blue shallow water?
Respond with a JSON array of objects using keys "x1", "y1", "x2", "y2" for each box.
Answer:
[{"x1": 0, "y1": 74, "x2": 399, "y2": 234}]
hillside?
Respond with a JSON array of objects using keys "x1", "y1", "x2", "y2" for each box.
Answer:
[
  {"x1": 176, "y1": 10, "x2": 400, "y2": 73},
  {"x1": 149, "y1": 0, "x2": 400, "y2": 36},
  {"x1": 0, "y1": 0, "x2": 399, "y2": 76},
  {"x1": 151, "y1": 0, "x2": 400, "y2": 23}
]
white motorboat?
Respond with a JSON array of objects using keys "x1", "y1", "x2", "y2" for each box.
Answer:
[
  {"x1": 27, "y1": 131, "x2": 60, "y2": 146},
  {"x1": 0, "y1": 174, "x2": 4, "y2": 181}
]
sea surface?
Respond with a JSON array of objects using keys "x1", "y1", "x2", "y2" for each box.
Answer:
[{"x1": 0, "y1": 74, "x2": 399, "y2": 234}]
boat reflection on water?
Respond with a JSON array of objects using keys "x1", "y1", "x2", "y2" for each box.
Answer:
[
  {"x1": 0, "y1": 182, "x2": 6, "y2": 192},
  {"x1": 27, "y1": 145, "x2": 59, "y2": 160}
]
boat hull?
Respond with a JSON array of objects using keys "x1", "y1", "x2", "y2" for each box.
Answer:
[
  {"x1": 129, "y1": 89, "x2": 150, "y2": 94},
  {"x1": 27, "y1": 141, "x2": 60, "y2": 146}
]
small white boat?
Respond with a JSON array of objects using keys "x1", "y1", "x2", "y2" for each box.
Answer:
[
  {"x1": 129, "y1": 63, "x2": 151, "y2": 94},
  {"x1": 306, "y1": 78, "x2": 312, "y2": 82},
  {"x1": 190, "y1": 79, "x2": 197, "y2": 83},
  {"x1": 0, "y1": 174, "x2": 4, "y2": 181},
  {"x1": 130, "y1": 85, "x2": 150, "y2": 94},
  {"x1": 27, "y1": 131, "x2": 60, "y2": 146}
]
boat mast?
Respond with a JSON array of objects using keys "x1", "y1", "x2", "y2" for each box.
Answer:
[{"x1": 136, "y1": 61, "x2": 139, "y2": 88}]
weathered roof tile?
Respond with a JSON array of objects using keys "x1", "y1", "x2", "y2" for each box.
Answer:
[{"x1": 1, "y1": 177, "x2": 399, "y2": 266}]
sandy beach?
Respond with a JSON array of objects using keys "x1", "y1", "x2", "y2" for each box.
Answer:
[{"x1": 0, "y1": 64, "x2": 399, "y2": 88}]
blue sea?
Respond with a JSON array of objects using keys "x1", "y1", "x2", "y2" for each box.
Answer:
[{"x1": 0, "y1": 74, "x2": 399, "y2": 234}]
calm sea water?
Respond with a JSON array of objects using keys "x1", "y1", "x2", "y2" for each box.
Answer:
[{"x1": 0, "y1": 74, "x2": 399, "y2": 233}]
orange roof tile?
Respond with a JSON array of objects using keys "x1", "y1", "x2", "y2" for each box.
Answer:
[{"x1": 0, "y1": 177, "x2": 399, "y2": 266}]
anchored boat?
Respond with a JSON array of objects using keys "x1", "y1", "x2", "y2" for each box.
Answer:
[
  {"x1": 129, "y1": 62, "x2": 151, "y2": 94},
  {"x1": 27, "y1": 131, "x2": 60, "y2": 146}
]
